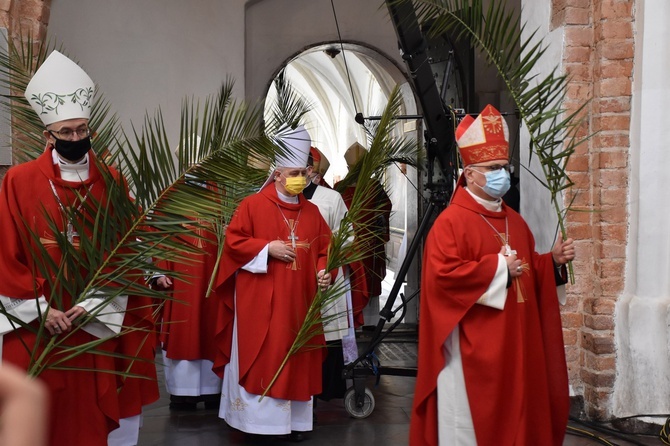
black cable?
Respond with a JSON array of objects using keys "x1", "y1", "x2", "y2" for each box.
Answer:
[
  {"x1": 566, "y1": 426, "x2": 618, "y2": 446},
  {"x1": 391, "y1": 161, "x2": 420, "y2": 194},
  {"x1": 330, "y1": 0, "x2": 361, "y2": 122},
  {"x1": 582, "y1": 413, "x2": 670, "y2": 435},
  {"x1": 660, "y1": 416, "x2": 670, "y2": 445},
  {"x1": 569, "y1": 416, "x2": 657, "y2": 446},
  {"x1": 610, "y1": 413, "x2": 670, "y2": 422}
]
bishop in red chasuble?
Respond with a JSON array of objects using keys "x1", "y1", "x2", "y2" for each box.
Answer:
[
  {"x1": 410, "y1": 105, "x2": 575, "y2": 446},
  {"x1": 0, "y1": 50, "x2": 157, "y2": 446},
  {"x1": 0, "y1": 146, "x2": 125, "y2": 446},
  {"x1": 214, "y1": 125, "x2": 332, "y2": 439}
]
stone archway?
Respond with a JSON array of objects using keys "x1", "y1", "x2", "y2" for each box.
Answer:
[{"x1": 264, "y1": 42, "x2": 422, "y2": 324}]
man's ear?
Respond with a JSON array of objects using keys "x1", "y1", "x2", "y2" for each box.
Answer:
[
  {"x1": 462, "y1": 166, "x2": 471, "y2": 183},
  {"x1": 43, "y1": 129, "x2": 56, "y2": 147}
]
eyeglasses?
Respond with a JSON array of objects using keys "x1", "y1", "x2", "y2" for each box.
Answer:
[
  {"x1": 469, "y1": 164, "x2": 511, "y2": 172},
  {"x1": 48, "y1": 126, "x2": 91, "y2": 140},
  {"x1": 280, "y1": 169, "x2": 308, "y2": 178}
]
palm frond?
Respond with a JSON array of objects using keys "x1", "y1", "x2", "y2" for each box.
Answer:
[
  {"x1": 265, "y1": 68, "x2": 311, "y2": 133},
  {"x1": 404, "y1": 0, "x2": 590, "y2": 281},
  {"x1": 260, "y1": 85, "x2": 421, "y2": 398},
  {"x1": 0, "y1": 37, "x2": 288, "y2": 380}
]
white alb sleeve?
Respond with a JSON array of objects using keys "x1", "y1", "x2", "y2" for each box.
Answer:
[
  {"x1": 241, "y1": 244, "x2": 269, "y2": 274},
  {"x1": 475, "y1": 254, "x2": 508, "y2": 310}
]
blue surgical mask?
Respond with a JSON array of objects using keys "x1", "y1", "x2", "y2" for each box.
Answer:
[{"x1": 474, "y1": 169, "x2": 511, "y2": 198}]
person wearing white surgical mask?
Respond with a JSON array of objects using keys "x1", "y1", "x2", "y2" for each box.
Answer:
[
  {"x1": 411, "y1": 104, "x2": 576, "y2": 446},
  {"x1": 463, "y1": 161, "x2": 512, "y2": 199}
]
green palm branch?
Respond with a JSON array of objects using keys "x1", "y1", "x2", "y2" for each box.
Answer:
[
  {"x1": 404, "y1": 0, "x2": 590, "y2": 281},
  {"x1": 266, "y1": 67, "x2": 311, "y2": 131},
  {"x1": 0, "y1": 36, "x2": 284, "y2": 379},
  {"x1": 260, "y1": 85, "x2": 421, "y2": 399}
]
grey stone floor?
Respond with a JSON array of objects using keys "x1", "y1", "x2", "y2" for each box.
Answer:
[
  {"x1": 136, "y1": 351, "x2": 665, "y2": 446},
  {"x1": 137, "y1": 372, "x2": 412, "y2": 446},
  {"x1": 137, "y1": 273, "x2": 666, "y2": 445}
]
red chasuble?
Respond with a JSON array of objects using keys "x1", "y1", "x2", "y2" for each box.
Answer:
[
  {"x1": 214, "y1": 184, "x2": 331, "y2": 401},
  {"x1": 0, "y1": 148, "x2": 135, "y2": 446},
  {"x1": 116, "y1": 293, "x2": 160, "y2": 419},
  {"x1": 160, "y1": 218, "x2": 221, "y2": 361},
  {"x1": 410, "y1": 186, "x2": 569, "y2": 446}
]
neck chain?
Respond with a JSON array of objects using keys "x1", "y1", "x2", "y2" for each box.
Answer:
[
  {"x1": 49, "y1": 180, "x2": 94, "y2": 245},
  {"x1": 479, "y1": 214, "x2": 515, "y2": 256},
  {"x1": 276, "y1": 203, "x2": 302, "y2": 249}
]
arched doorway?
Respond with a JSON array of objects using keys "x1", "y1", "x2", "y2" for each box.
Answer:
[{"x1": 264, "y1": 42, "x2": 421, "y2": 323}]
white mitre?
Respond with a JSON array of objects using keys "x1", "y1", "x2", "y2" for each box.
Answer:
[
  {"x1": 259, "y1": 124, "x2": 312, "y2": 190},
  {"x1": 24, "y1": 50, "x2": 95, "y2": 126},
  {"x1": 274, "y1": 124, "x2": 311, "y2": 168}
]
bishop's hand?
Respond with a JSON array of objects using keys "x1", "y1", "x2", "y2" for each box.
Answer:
[
  {"x1": 317, "y1": 270, "x2": 331, "y2": 290},
  {"x1": 501, "y1": 245, "x2": 523, "y2": 278},
  {"x1": 44, "y1": 307, "x2": 73, "y2": 336},
  {"x1": 65, "y1": 305, "x2": 89, "y2": 325},
  {"x1": 552, "y1": 237, "x2": 575, "y2": 265},
  {"x1": 269, "y1": 240, "x2": 295, "y2": 263},
  {"x1": 154, "y1": 276, "x2": 173, "y2": 290}
]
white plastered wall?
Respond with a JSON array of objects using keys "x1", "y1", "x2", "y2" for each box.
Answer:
[
  {"x1": 48, "y1": 0, "x2": 247, "y2": 145},
  {"x1": 613, "y1": 0, "x2": 670, "y2": 417},
  {"x1": 520, "y1": 1, "x2": 564, "y2": 253},
  {"x1": 244, "y1": 0, "x2": 405, "y2": 104}
]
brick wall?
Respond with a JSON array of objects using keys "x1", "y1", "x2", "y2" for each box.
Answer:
[
  {"x1": 0, "y1": 0, "x2": 51, "y2": 38},
  {"x1": 0, "y1": 0, "x2": 51, "y2": 171},
  {"x1": 553, "y1": 0, "x2": 634, "y2": 419},
  {"x1": 0, "y1": 0, "x2": 50, "y2": 52}
]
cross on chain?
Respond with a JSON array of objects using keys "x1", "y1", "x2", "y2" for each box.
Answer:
[
  {"x1": 183, "y1": 219, "x2": 212, "y2": 249},
  {"x1": 497, "y1": 233, "x2": 527, "y2": 303},
  {"x1": 66, "y1": 222, "x2": 79, "y2": 245},
  {"x1": 40, "y1": 227, "x2": 80, "y2": 279},
  {"x1": 283, "y1": 218, "x2": 310, "y2": 270},
  {"x1": 40, "y1": 226, "x2": 81, "y2": 250}
]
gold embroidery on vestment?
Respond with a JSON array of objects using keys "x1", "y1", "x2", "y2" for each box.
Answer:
[
  {"x1": 230, "y1": 397, "x2": 248, "y2": 412},
  {"x1": 280, "y1": 218, "x2": 311, "y2": 270}
]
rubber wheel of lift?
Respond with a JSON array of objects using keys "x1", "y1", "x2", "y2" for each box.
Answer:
[{"x1": 343, "y1": 386, "x2": 376, "y2": 419}]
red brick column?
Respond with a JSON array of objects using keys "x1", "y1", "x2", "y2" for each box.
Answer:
[
  {"x1": 554, "y1": 0, "x2": 634, "y2": 419},
  {"x1": 0, "y1": 0, "x2": 51, "y2": 173},
  {"x1": 1, "y1": 0, "x2": 49, "y2": 36}
]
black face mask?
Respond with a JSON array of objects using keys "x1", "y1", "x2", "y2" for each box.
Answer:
[{"x1": 53, "y1": 136, "x2": 92, "y2": 162}]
